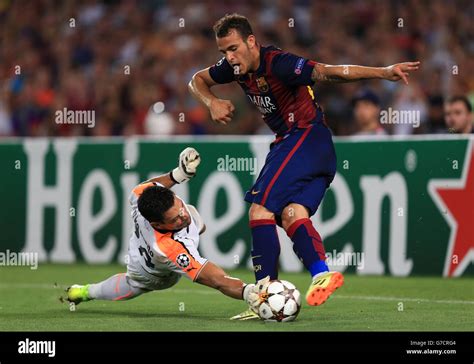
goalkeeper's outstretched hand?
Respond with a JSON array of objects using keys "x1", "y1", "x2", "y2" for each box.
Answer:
[
  {"x1": 243, "y1": 276, "x2": 271, "y2": 313},
  {"x1": 171, "y1": 147, "x2": 201, "y2": 184}
]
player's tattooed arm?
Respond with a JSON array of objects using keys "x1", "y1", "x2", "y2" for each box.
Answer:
[
  {"x1": 311, "y1": 63, "x2": 359, "y2": 83},
  {"x1": 311, "y1": 62, "x2": 420, "y2": 84}
]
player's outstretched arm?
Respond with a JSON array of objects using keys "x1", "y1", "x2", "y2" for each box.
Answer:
[
  {"x1": 195, "y1": 261, "x2": 264, "y2": 311},
  {"x1": 196, "y1": 261, "x2": 246, "y2": 299},
  {"x1": 311, "y1": 61, "x2": 420, "y2": 85},
  {"x1": 188, "y1": 69, "x2": 235, "y2": 125},
  {"x1": 144, "y1": 147, "x2": 201, "y2": 188}
]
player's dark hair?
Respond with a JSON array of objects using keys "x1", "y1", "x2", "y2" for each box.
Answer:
[
  {"x1": 448, "y1": 95, "x2": 472, "y2": 112},
  {"x1": 213, "y1": 13, "x2": 253, "y2": 39},
  {"x1": 137, "y1": 185, "x2": 175, "y2": 223}
]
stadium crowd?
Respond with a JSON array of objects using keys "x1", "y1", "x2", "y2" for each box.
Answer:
[{"x1": 0, "y1": 0, "x2": 473, "y2": 137}]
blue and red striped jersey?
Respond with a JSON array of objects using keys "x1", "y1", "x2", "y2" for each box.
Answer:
[{"x1": 209, "y1": 45, "x2": 324, "y2": 136}]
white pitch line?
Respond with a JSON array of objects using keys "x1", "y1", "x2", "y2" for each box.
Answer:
[
  {"x1": 0, "y1": 283, "x2": 57, "y2": 289},
  {"x1": 1, "y1": 283, "x2": 473, "y2": 305},
  {"x1": 170, "y1": 290, "x2": 474, "y2": 305},
  {"x1": 333, "y1": 294, "x2": 474, "y2": 305}
]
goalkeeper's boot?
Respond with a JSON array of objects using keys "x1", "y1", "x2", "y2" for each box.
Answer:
[
  {"x1": 306, "y1": 271, "x2": 344, "y2": 306},
  {"x1": 230, "y1": 308, "x2": 260, "y2": 321},
  {"x1": 66, "y1": 284, "x2": 92, "y2": 305}
]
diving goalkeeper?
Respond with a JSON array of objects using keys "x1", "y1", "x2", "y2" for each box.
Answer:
[{"x1": 65, "y1": 148, "x2": 263, "y2": 312}]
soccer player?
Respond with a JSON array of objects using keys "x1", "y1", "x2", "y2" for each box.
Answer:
[
  {"x1": 188, "y1": 13, "x2": 420, "y2": 319},
  {"x1": 65, "y1": 148, "x2": 263, "y2": 314}
]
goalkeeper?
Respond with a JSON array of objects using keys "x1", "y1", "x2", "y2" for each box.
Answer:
[{"x1": 65, "y1": 148, "x2": 263, "y2": 312}]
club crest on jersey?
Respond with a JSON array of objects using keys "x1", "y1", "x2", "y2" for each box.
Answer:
[
  {"x1": 256, "y1": 77, "x2": 269, "y2": 93},
  {"x1": 176, "y1": 253, "x2": 190, "y2": 268}
]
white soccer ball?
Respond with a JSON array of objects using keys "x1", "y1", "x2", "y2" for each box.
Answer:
[{"x1": 257, "y1": 280, "x2": 301, "y2": 322}]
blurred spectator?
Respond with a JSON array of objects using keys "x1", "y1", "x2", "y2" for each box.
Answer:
[
  {"x1": 391, "y1": 84, "x2": 428, "y2": 135},
  {"x1": 0, "y1": 0, "x2": 473, "y2": 137},
  {"x1": 424, "y1": 95, "x2": 447, "y2": 134},
  {"x1": 444, "y1": 96, "x2": 473, "y2": 134},
  {"x1": 0, "y1": 100, "x2": 12, "y2": 136},
  {"x1": 351, "y1": 89, "x2": 386, "y2": 135}
]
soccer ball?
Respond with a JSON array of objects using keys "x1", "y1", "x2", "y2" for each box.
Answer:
[{"x1": 257, "y1": 280, "x2": 301, "y2": 322}]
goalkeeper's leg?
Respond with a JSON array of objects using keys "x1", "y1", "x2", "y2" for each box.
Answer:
[
  {"x1": 89, "y1": 273, "x2": 149, "y2": 300},
  {"x1": 67, "y1": 273, "x2": 149, "y2": 304}
]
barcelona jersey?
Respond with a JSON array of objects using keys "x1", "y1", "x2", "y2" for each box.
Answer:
[{"x1": 209, "y1": 45, "x2": 324, "y2": 136}]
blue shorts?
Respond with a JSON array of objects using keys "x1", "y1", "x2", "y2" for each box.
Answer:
[{"x1": 244, "y1": 122, "x2": 336, "y2": 217}]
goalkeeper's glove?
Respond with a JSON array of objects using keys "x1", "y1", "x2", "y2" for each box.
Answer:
[
  {"x1": 242, "y1": 276, "x2": 271, "y2": 313},
  {"x1": 171, "y1": 147, "x2": 201, "y2": 184}
]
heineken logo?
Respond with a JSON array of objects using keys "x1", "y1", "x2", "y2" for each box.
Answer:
[{"x1": 429, "y1": 141, "x2": 474, "y2": 277}]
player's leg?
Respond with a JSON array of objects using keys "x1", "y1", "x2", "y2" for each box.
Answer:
[
  {"x1": 244, "y1": 122, "x2": 341, "y2": 298},
  {"x1": 248, "y1": 203, "x2": 281, "y2": 281},
  {"x1": 66, "y1": 254, "x2": 182, "y2": 305},
  {"x1": 88, "y1": 273, "x2": 149, "y2": 301},
  {"x1": 229, "y1": 203, "x2": 280, "y2": 321},
  {"x1": 281, "y1": 202, "x2": 328, "y2": 278},
  {"x1": 244, "y1": 135, "x2": 300, "y2": 282},
  {"x1": 245, "y1": 127, "x2": 327, "y2": 283},
  {"x1": 281, "y1": 179, "x2": 344, "y2": 306},
  {"x1": 276, "y1": 123, "x2": 342, "y2": 305},
  {"x1": 66, "y1": 273, "x2": 149, "y2": 304}
]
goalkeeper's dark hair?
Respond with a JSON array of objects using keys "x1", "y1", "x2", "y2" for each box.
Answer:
[
  {"x1": 213, "y1": 13, "x2": 253, "y2": 39},
  {"x1": 137, "y1": 185, "x2": 175, "y2": 223}
]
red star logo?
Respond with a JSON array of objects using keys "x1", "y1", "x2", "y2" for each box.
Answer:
[{"x1": 429, "y1": 143, "x2": 474, "y2": 277}]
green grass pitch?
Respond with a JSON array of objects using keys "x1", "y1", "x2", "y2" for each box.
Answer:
[{"x1": 0, "y1": 264, "x2": 472, "y2": 331}]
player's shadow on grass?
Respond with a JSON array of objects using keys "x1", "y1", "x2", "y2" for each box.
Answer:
[
  {"x1": 69, "y1": 308, "x2": 217, "y2": 320},
  {"x1": 0, "y1": 309, "x2": 215, "y2": 321}
]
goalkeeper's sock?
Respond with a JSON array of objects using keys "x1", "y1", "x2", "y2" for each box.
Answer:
[
  {"x1": 88, "y1": 273, "x2": 147, "y2": 301},
  {"x1": 286, "y1": 218, "x2": 329, "y2": 277},
  {"x1": 250, "y1": 219, "x2": 281, "y2": 281}
]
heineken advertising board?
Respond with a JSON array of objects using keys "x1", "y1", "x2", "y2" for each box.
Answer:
[{"x1": 0, "y1": 136, "x2": 472, "y2": 277}]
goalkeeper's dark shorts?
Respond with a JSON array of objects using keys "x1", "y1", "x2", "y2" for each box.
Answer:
[{"x1": 244, "y1": 121, "x2": 336, "y2": 217}]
